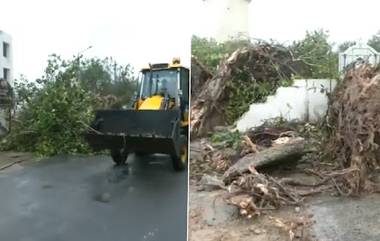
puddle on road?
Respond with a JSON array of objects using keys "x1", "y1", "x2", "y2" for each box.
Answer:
[
  {"x1": 90, "y1": 155, "x2": 168, "y2": 204},
  {"x1": 92, "y1": 164, "x2": 133, "y2": 204},
  {"x1": 106, "y1": 165, "x2": 130, "y2": 184},
  {"x1": 94, "y1": 192, "x2": 112, "y2": 203},
  {"x1": 42, "y1": 184, "x2": 53, "y2": 189},
  {"x1": 148, "y1": 161, "x2": 165, "y2": 166},
  {"x1": 15, "y1": 178, "x2": 31, "y2": 188}
]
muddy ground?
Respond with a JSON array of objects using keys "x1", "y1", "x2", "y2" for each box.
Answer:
[{"x1": 189, "y1": 170, "x2": 380, "y2": 241}]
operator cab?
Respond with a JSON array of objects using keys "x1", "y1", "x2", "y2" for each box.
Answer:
[
  {"x1": 140, "y1": 69, "x2": 177, "y2": 99},
  {"x1": 135, "y1": 58, "x2": 189, "y2": 112}
]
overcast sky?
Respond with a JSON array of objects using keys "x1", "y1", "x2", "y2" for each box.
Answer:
[
  {"x1": 193, "y1": 0, "x2": 380, "y2": 45},
  {"x1": 1, "y1": 0, "x2": 191, "y2": 80},
  {"x1": 2, "y1": 0, "x2": 379, "y2": 80}
]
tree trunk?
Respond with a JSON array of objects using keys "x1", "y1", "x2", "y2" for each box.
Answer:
[{"x1": 224, "y1": 138, "x2": 307, "y2": 184}]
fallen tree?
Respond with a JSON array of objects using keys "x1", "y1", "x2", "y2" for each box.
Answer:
[
  {"x1": 324, "y1": 64, "x2": 380, "y2": 195},
  {"x1": 191, "y1": 56, "x2": 213, "y2": 100},
  {"x1": 190, "y1": 122, "x2": 330, "y2": 218},
  {"x1": 224, "y1": 137, "x2": 307, "y2": 184},
  {"x1": 0, "y1": 55, "x2": 136, "y2": 156},
  {"x1": 190, "y1": 43, "x2": 304, "y2": 137}
]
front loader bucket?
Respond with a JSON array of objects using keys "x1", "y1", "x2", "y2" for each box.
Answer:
[{"x1": 84, "y1": 109, "x2": 181, "y2": 157}]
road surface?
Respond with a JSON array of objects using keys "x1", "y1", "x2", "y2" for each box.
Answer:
[
  {"x1": 309, "y1": 194, "x2": 380, "y2": 241},
  {"x1": 0, "y1": 154, "x2": 188, "y2": 241}
]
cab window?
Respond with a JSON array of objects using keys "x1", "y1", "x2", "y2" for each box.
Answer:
[{"x1": 141, "y1": 69, "x2": 178, "y2": 98}]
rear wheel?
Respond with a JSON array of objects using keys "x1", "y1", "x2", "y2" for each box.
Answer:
[
  {"x1": 171, "y1": 136, "x2": 188, "y2": 171},
  {"x1": 110, "y1": 149, "x2": 128, "y2": 165}
]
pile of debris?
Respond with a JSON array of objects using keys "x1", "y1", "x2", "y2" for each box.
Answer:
[
  {"x1": 203, "y1": 64, "x2": 380, "y2": 218},
  {"x1": 190, "y1": 120, "x2": 307, "y2": 177},
  {"x1": 191, "y1": 120, "x2": 325, "y2": 218},
  {"x1": 226, "y1": 170, "x2": 303, "y2": 218},
  {"x1": 191, "y1": 46, "x2": 380, "y2": 224},
  {"x1": 190, "y1": 43, "x2": 305, "y2": 137},
  {"x1": 221, "y1": 130, "x2": 318, "y2": 218},
  {"x1": 325, "y1": 64, "x2": 380, "y2": 195},
  {"x1": 190, "y1": 134, "x2": 241, "y2": 180}
]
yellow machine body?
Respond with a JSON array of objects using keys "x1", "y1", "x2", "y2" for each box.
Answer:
[
  {"x1": 138, "y1": 95, "x2": 164, "y2": 110},
  {"x1": 85, "y1": 58, "x2": 189, "y2": 171}
]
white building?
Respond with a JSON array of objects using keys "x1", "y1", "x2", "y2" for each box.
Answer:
[
  {"x1": 0, "y1": 31, "x2": 12, "y2": 134},
  {"x1": 339, "y1": 42, "x2": 379, "y2": 72},
  {"x1": 0, "y1": 31, "x2": 13, "y2": 84},
  {"x1": 203, "y1": 0, "x2": 251, "y2": 42}
]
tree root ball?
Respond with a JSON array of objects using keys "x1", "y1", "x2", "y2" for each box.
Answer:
[{"x1": 325, "y1": 64, "x2": 380, "y2": 194}]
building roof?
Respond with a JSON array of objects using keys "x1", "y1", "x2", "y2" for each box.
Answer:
[{"x1": 343, "y1": 42, "x2": 379, "y2": 55}]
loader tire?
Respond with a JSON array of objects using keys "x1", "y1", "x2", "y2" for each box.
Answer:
[
  {"x1": 111, "y1": 149, "x2": 128, "y2": 165},
  {"x1": 171, "y1": 136, "x2": 188, "y2": 171}
]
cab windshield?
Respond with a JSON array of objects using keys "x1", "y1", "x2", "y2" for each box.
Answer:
[{"x1": 140, "y1": 69, "x2": 178, "y2": 98}]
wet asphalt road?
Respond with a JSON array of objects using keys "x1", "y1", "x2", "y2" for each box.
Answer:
[
  {"x1": 0, "y1": 154, "x2": 188, "y2": 241},
  {"x1": 309, "y1": 194, "x2": 380, "y2": 241}
]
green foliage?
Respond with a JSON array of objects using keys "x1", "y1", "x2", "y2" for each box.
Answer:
[
  {"x1": 191, "y1": 35, "x2": 251, "y2": 72},
  {"x1": 79, "y1": 57, "x2": 137, "y2": 107},
  {"x1": 367, "y1": 31, "x2": 380, "y2": 52},
  {"x1": 1, "y1": 56, "x2": 95, "y2": 156},
  {"x1": 210, "y1": 130, "x2": 241, "y2": 149},
  {"x1": 224, "y1": 76, "x2": 286, "y2": 124},
  {"x1": 1, "y1": 55, "x2": 137, "y2": 156},
  {"x1": 290, "y1": 29, "x2": 338, "y2": 79},
  {"x1": 79, "y1": 58, "x2": 112, "y2": 93}
]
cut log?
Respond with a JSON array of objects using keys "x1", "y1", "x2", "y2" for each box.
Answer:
[{"x1": 224, "y1": 138, "x2": 307, "y2": 184}]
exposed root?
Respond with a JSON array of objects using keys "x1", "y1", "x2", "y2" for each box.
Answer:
[{"x1": 325, "y1": 64, "x2": 380, "y2": 194}]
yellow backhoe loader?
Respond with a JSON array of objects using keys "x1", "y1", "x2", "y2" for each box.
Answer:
[{"x1": 84, "y1": 58, "x2": 189, "y2": 171}]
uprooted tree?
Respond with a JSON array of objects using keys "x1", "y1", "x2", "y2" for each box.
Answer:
[
  {"x1": 191, "y1": 42, "x2": 305, "y2": 137},
  {"x1": 191, "y1": 30, "x2": 341, "y2": 138},
  {"x1": 191, "y1": 56, "x2": 213, "y2": 100},
  {"x1": 324, "y1": 64, "x2": 380, "y2": 195}
]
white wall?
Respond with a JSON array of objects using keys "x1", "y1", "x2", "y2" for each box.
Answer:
[{"x1": 236, "y1": 79, "x2": 336, "y2": 132}]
